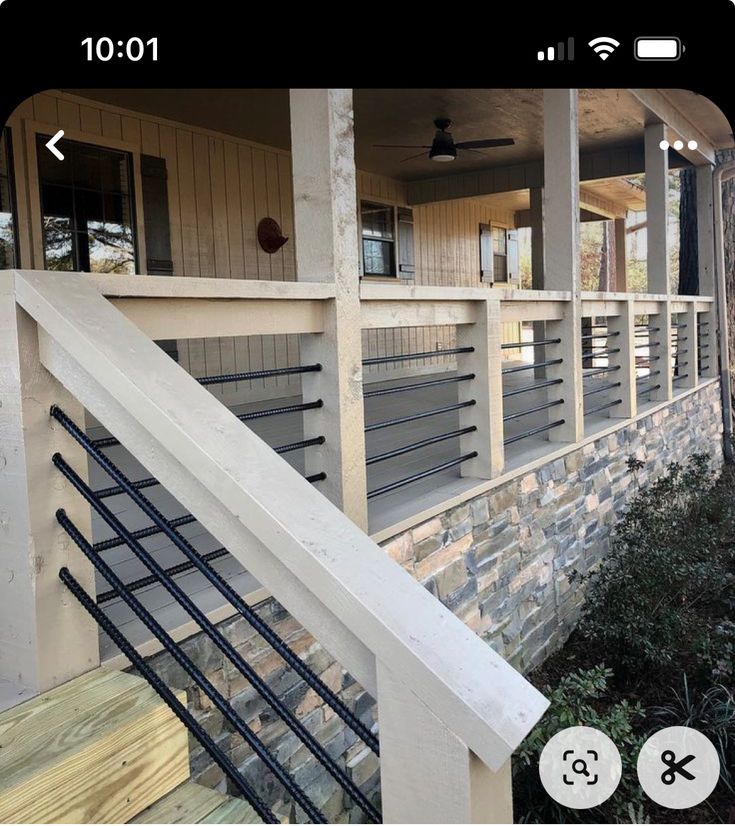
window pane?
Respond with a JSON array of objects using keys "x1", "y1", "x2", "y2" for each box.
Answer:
[
  {"x1": 361, "y1": 201, "x2": 394, "y2": 240},
  {"x1": 0, "y1": 129, "x2": 17, "y2": 268},
  {"x1": 363, "y1": 238, "x2": 394, "y2": 276},
  {"x1": 493, "y1": 254, "x2": 508, "y2": 282},
  {"x1": 88, "y1": 220, "x2": 136, "y2": 274},
  {"x1": 43, "y1": 216, "x2": 74, "y2": 270},
  {"x1": 37, "y1": 135, "x2": 136, "y2": 273},
  {"x1": 492, "y1": 226, "x2": 507, "y2": 254}
]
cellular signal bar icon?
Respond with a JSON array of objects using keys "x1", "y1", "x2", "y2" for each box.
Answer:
[{"x1": 537, "y1": 37, "x2": 575, "y2": 61}]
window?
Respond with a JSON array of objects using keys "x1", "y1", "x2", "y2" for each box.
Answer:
[
  {"x1": 480, "y1": 223, "x2": 518, "y2": 284},
  {"x1": 0, "y1": 128, "x2": 18, "y2": 268},
  {"x1": 361, "y1": 201, "x2": 396, "y2": 276},
  {"x1": 37, "y1": 135, "x2": 137, "y2": 273},
  {"x1": 492, "y1": 225, "x2": 508, "y2": 282}
]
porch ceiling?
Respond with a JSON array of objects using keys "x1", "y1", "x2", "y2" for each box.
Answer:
[{"x1": 67, "y1": 88, "x2": 732, "y2": 184}]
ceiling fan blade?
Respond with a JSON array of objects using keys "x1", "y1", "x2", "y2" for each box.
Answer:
[
  {"x1": 400, "y1": 151, "x2": 429, "y2": 163},
  {"x1": 455, "y1": 138, "x2": 515, "y2": 149},
  {"x1": 373, "y1": 144, "x2": 432, "y2": 149}
]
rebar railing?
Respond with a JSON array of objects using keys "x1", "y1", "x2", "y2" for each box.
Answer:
[{"x1": 51, "y1": 405, "x2": 382, "y2": 824}]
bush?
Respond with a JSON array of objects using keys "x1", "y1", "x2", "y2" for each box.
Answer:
[
  {"x1": 569, "y1": 455, "x2": 735, "y2": 687},
  {"x1": 513, "y1": 665, "x2": 646, "y2": 824}
]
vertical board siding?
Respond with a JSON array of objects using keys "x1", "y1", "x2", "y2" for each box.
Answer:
[{"x1": 11, "y1": 92, "x2": 519, "y2": 402}]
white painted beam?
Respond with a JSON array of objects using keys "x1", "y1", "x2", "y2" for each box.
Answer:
[
  {"x1": 289, "y1": 89, "x2": 368, "y2": 528},
  {"x1": 628, "y1": 89, "x2": 716, "y2": 164}
]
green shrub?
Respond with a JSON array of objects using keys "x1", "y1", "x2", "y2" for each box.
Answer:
[
  {"x1": 569, "y1": 455, "x2": 735, "y2": 687},
  {"x1": 513, "y1": 665, "x2": 646, "y2": 824},
  {"x1": 649, "y1": 677, "x2": 735, "y2": 794}
]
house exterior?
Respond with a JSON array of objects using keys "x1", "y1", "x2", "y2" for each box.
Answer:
[{"x1": 0, "y1": 87, "x2": 732, "y2": 823}]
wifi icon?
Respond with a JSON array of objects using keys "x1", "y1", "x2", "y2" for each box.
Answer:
[{"x1": 588, "y1": 36, "x2": 621, "y2": 60}]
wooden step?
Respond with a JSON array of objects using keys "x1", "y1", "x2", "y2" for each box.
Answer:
[
  {"x1": 0, "y1": 667, "x2": 189, "y2": 823},
  {"x1": 132, "y1": 782, "x2": 263, "y2": 824}
]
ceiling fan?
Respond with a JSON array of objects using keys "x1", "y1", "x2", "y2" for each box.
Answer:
[{"x1": 374, "y1": 118, "x2": 515, "y2": 163}]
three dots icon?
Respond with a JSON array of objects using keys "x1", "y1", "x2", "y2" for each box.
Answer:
[{"x1": 659, "y1": 139, "x2": 698, "y2": 151}]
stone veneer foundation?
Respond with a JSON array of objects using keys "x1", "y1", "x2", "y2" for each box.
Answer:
[{"x1": 131, "y1": 380, "x2": 723, "y2": 822}]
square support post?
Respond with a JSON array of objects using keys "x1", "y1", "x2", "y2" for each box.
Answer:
[
  {"x1": 649, "y1": 299, "x2": 673, "y2": 402},
  {"x1": 607, "y1": 299, "x2": 636, "y2": 418},
  {"x1": 377, "y1": 661, "x2": 513, "y2": 824},
  {"x1": 0, "y1": 272, "x2": 99, "y2": 693},
  {"x1": 696, "y1": 164, "x2": 717, "y2": 378},
  {"x1": 289, "y1": 89, "x2": 368, "y2": 529},
  {"x1": 614, "y1": 217, "x2": 628, "y2": 292},
  {"x1": 679, "y1": 303, "x2": 699, "y2": 389},
  {"x1": 543, "y1": 89, "x2": 583, "y2": 443},
  {"x1": 457, "y1": 299, "x2": 504, "y2": 478}
]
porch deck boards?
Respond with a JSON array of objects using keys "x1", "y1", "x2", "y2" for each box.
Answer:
[{"x1": 89, "y1": 368, "x2": 668, "y2": 663}]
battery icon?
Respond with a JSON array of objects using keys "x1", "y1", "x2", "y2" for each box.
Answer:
[{"x1": 634, "y1": 36, "x2": 683, "y2": 60}]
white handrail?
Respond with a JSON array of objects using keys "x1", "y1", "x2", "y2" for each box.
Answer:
[{"x1": 13, "y1": 269, "x2": 548, "y2": 775}]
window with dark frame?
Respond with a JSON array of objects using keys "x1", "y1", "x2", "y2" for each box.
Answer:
[
  {"x1": 36, "y1": 134, "x2": 137, "y2": 274},
  {"x1": 0, "y1": 128, "x2": 19, "y2": 269},
  {"x1": 492, "y1": 225, "x2": 508, "y2": 282},
  {"x1": 360, "y1": 200, "x2": 396, "y2": 277}
]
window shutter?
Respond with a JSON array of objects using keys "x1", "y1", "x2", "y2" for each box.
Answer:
[
  {"x1": 479, "y1": 223, "x2": 493, "y2": 283},
  {"x1": 506, "y1": 229, "x2": 519, "y2": 285},
  {"x1": 140, "y1": 154, "x2": 178, "y2": 361},
  {"x1": 397, "y1": 207, "x2": 415, "y2": 277}
]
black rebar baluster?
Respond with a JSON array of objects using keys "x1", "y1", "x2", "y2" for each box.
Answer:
[
  {"x1": 199, "y1": 364, "x2": 322, "y2": 386},
  {"x1": 49, "y1": 406, "x2": 378, "y2": 757},
  {"x1": 367, "y1": 453, "x2": 478, "y2": 499},
  {"x1": 58, "y1": 567, "x2": 279, "y2": 825},
  {"x1": 638, "y1": 383, "x2": 661, "y2": 396},
  {"x1": 501, "y1": 337, "x2": 561, "y2": 349},
  {"x1": 503, "y1": 419, "x2": 565, "y2": 446},
  {"x1": 363, "y1": 347, "x2": 474, "y2": 366},
  {"x1": 94, "y1": 513, "x2": 197, "y2": 552},
  {"x1": 96, "y1": 475, "x2": 159, "y2": 499},
  {"x1": 501, "y1": 359, "x2": 562, "y2": 375},
  {"x1": 580, "y1": 331, "x2": 621, "y2": 341},
  {"x1": 637, "y1": 370, "x2": 662, "y2": 382},
  {"x1": 584, "y1": 399, "x2": 623, "y2": 416},
  {"x1": 97, "y1": 547, "x2": 231, "y2": 604},
  {"x1": 52, "y1": 455, "x2": 380, "y2": 823},
  {"x1": 583, "y1": 365, "x2": 621, "y2": 379},
  {"x1": 365, "y1": 401, "x2": 475, "y2": 433},
  {"x1": 93, "y1": 400, "x2": 325, "y2": 450},
  {"x1": 583, "y1": 381, "x2": 622, "y2": 398},
  {"x1": 274, "y1": 436, "x2": 325, "y2": 455},
  {"x1": 502, "y1": 377, "x2": 563, "y2": 398},
  {"x1": 363, "y1": 373, "x2": 475, "y2": 399},
  {"x1": 579, "y1": 347, "x2": 621, "y2": 360},
  {"x1": 55, "y1": 514, "x2": 326, "y2": 823},
  {"x1": 366, "y1": 427, "x2": 476, "y2": 466},
  {"x1": 502, "y1": 399, "x2": 564, "y2": 422}
]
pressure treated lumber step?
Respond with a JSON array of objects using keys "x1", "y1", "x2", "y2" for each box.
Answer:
[
  {"x1": 132, "y1": 782, "x2": 263, "y2": 824},
  {"x1": 0, "y1": 666, "x2": 189, "y2": 823}
]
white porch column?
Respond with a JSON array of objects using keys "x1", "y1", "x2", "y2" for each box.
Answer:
[
  {"x1": 614, "y1": 217, "x2": 627, "y2": 291},
  {"x1": 696, "y1": 164, "x2": 717, "y2": 378},
  {"x1": 530, "y1": 187, "x2": 547, "y2": 376},
  {"x1": 543, "y1": 89, "x2": 583, "y2": 442},
  {"x1": 0, "y1": 273, "x2": 99, "y2": 693},
  {"x1": 289, "y1": 89, "x2": 368, "y2": 529},
  {"x1": 644, "y1": 123, "x2": 673, "y2": 401},
  {"x1": 645, "y1": 123, "x2": 671, "y2": 295}
]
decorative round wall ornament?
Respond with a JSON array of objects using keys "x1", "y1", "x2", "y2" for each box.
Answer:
[{"x1": 257, "y1": 217, "x2": 289, "y2": 253}]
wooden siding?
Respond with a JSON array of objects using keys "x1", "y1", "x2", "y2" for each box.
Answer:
[{"x1": 7, "y1": 91, "x2": 519, "y2": 398}]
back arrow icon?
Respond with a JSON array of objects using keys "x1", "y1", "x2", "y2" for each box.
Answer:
[{"x1": 45, "y1": 130, "x2": 65, "y2": 161}]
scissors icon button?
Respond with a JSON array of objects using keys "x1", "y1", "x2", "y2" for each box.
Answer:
[{"x1": 660, "y1": 750, "x2": 696, "y2": 785}]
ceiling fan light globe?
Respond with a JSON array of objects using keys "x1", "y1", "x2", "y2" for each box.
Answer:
[{"x1": 430, "y1": 153, "x2": 455, "y2": 162}]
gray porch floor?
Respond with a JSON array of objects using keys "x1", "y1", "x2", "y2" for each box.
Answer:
[{"x1": 88, "y1": 365, "x2": 670, "y2": 662}]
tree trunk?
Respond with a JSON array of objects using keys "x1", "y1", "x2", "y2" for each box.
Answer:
[
  {"x1": 679, "y1": 167, "x2": 698, "y2": 295},
  {"x1": 717, "y1": 149, "x2": 735, "y2": 429},
  {"x1": 598, "y1": 222, "x2": 611, "y2": 292}
]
